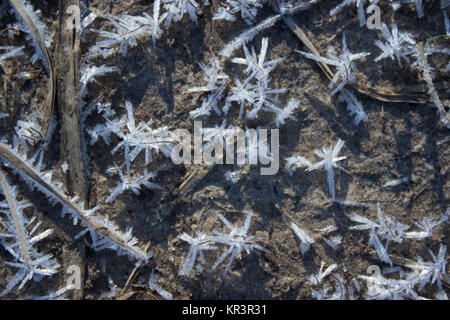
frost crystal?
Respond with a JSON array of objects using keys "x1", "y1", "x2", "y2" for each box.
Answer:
[
  {"x1": 105, "y1": 165, "x2": 162, "y2": 204},
  {"x1": 9, "y1": 0, "x2": 53, "y2": 69},
  {"x1": 374, "y1": 23, "x2": 416, "y2": 67},
  {"x1": 213, "y1": 0, "x2": 266, "y2": 25},
  {"x1": 350, "y1": 203, "x2": 410, "y2": 265},
  {"x1": 208, "y1": 211, "x2": 266, "y2": 277},
  {"x1": 297, "y1": 34, "x2": 370, "y2": 96},
  {"x1": 0, "y1": 170, "x2": 59, "y2": 297},
  {"x1": 163, "y1": 0, "x2": 204, "y2": 27},
  {"x1": 88, "y1": 1, "x2": 167, "y2": 59},
  {"x1": 80, "y1": 64, "x2": 119, "y2": 97},
  {"x1": 231, "y1": 37, "x2": 284, "y2": 83},
  {"x1": 188, "y1": 56, "x2": 229, "y2": 94},
  {"x1": 225, "y1": 170, "x2": 243, "y2": 184},
  {"x1": 359, "y1": 273, "x2": 419, "y2": 300},
  {"x1": 0, "y1": 46, "x2": 25, "y2": 65},
  {"x1": 382, "y1": 176, "x2": 409, "y2": 188},
  {"x1": 306, "y1": 139, "x2": 348, "y2": 201},
  {"x1": 284, "y1": 154, "x2": 312, "y2": 174},
  {"x1": 338, "y1": 91, "x2": 368, "y2": 126},
  {"x1": 179, "y1": 231, "x2": 217, "y2": 276},
  {"x1": 148, "y1": 270, "x2": 173, "y2": 300},
  {"x1": 291, "y1": 221, "x2": 315, "y2": 255},
  {"x1": 309, "y1": 261, "x2": 337, "y2": 286},
  {"x1": 92, "y1": 101, "x2": 177, "y2": 175},
  {"x1": 405, "y1": 214, "x2": 448, "y2": 240},
  {"x1": 229, "y1": 38, "x2": 288, "y2": 120},
  {"x1": 406, "y1": 244, "x2": 449, "y2": 291},
  {"x1": 274, "y1": 99, "x2": 300, "y2": 127},
  {"x1": 189, "y1": 56, "x2": 229, "y2": 118}
]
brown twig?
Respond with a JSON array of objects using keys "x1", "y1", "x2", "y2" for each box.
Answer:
[{"x1": 56, "y1": 0, "x2": 89, "y2": 207}]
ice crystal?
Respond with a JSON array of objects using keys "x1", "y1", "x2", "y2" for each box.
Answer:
[
  {"x1": 374, "y1": 23, "x2": 416, "y2": 67},
  {"x1": 219, "y1": 14, "x2": 281, "y2": 58},
  {"x1": 231, "y1": 37, "x2": 284, "y2": 83},
  {"x1": 163, "y1": 0, "x2": 204, "y2": 27},
  {"x1": 80, "y1": 64, "x2": 119, "y2": 97},
  {"x1": 350, "y1": 203, "x2": 410, "y2": 265},
  {"x1": 179, "y1": 231, "x2": 217, "y2": 276},
  {"x1": 297, "y1": 34, "x2": 370, "y2": 96},
  {"x1": 88, "y1": 1, "x2": 167, "y2": 59},
  {"x1": 148, "y1": 270, "x2": 173, "y2": 300},
  {"x1": 188, "y1": 56, "x2": 229, "y2": 94},
  {"x1": 309, "y1": 261, "x2": 337, "y2": 286},
  {"x1": 225, "y1": 169, "x2": 243, "y2": 183},
  {"x1": 89, "y1": 101, "x2": 177, "y2": 175},
  {"x1": 284, "y1": 154, "x2": 312, "y2": 174},
  {"x1": 359, "y1": 273, "x2": 419, "y2": 299},
  {"x1": 406, "y1": 244, "x2": 449, "y2": 291},
  {"x1": 338, "y1": 91, "x2": 368, "y2": 125},
  {"x1": 306, "y1": 139, "x2": 347, "y2": 201},
  {"x1": 8, "y1": 0, "x2": 53, "y2": 69},
  {"x1": 0, "y1": 45, "x2": 25, "y2": 65},
  {"x1": 213, "y1": 0, "x2": 266, "y2": 25},
  {"x1": 105, "y1": 164, "x2": 162, "y2": 204},
  {"x1": 382, "y1": 176, "x2": 409, "y2": 188},
  {"x1": 208, "y1": 211, "x2": 266, "y2": 277},
  {"x1": 0, "y1": 170, "x2": 59, "y2": 297},
  {"x1": 291, "y1": 221, "x2": 315, "y2": 255},
  {"x1": 405, "y1": 214, "x2": 448, "y2": 240}
]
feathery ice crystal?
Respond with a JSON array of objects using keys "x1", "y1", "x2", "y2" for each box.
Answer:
[
  {"x1": 0, "y1": 45, "x2": 25, "y2": 65},
  {"x1": 89, "y1": 101, "x2": 177, "y2": 176},
  {"x1": 178, "y1": 231, "x2": 217, "y2": 276},
  {"x1": 297, "y1": 34, "x2": 370, "y2": 96},
  {"x1": 374, "y1": 23, "x2": 416, "y2": 67},
  {"x1": 291, "y1": 221, "x2": 315, "y2": 255},
  {"x1": 0, "y1": 170, "x2": 59, "y2": 297},
  {"x1": 105, "y1": 164, "x2": 162, "y2": 204},
  {"x1": 338, "y1": 91, "x2": 368, "y2": 126},
  {"x1": 302, "y1": 139, "x2": 348, "y2": 201},
  {"x1": 350, "y1": 203, "x2": 410, "y2": 265},
  {"x1": 208, "y1": 211, "x2": 266, "y2": 277},
  {"x1": 213, "y1": 0, "x2": 267, "y2": 25}
]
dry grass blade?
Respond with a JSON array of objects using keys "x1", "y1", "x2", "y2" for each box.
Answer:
[
  {"x1": 0, "y1": 142, "x2": 149, "y2": 260},
  {"x1": 175, "y1": 165, "x2": 214, "y2": 197},
  {"x1": 0, "y1": 169, "x2": 31, "y2": 268},
  {"x1": 9, "y1": 0, "x2": 56, "y2": 143},
  {"x1": 119, "y1": 242, "x2": 151, "y2": 296},
  {"x1": 269, "y1": 0, "x2": 429, "y2": 104}
]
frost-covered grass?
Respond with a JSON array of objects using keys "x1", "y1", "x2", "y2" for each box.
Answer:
[{"x1": 0, "y1": 0, "x2": 448, "y2": 300}]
